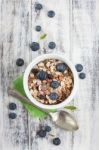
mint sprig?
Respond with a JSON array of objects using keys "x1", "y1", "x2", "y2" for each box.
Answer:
[
  {"x1": 64, "y1": 106, "x2": 77, "y2": 111},
  {"x1": 40, "y1": 34, "x2": 47, "y2": 40}
]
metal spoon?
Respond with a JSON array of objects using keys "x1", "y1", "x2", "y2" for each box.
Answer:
[{"x1": 8, "y1": 87, "x2": 79, "y2": 131}]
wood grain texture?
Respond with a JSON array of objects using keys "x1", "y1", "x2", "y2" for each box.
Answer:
[{"x1": 0, "y1": 0, "x2": 99, "y2": 150}]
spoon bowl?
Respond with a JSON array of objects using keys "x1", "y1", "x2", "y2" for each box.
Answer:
[{"x1": 49, "y1": 110, "x2": 79, "y2": 131}]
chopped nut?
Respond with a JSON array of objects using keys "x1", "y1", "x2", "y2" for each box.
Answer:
[
  {"x1": 29, "y1": 73, "x2": 34, "y2": 78},
  {"x1": 33, "y1": 79, "x2": 37, "y2": 84},
  {"x1": 46, "y1": 62, "x2": 51, "y2": 68},
  {"x1": 38, "y1": 62, "x2": 44, "y2": 67}
]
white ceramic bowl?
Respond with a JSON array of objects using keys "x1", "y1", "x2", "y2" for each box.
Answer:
[{"x1": 23, "y1": 54, "x2": 78, "y2": 110}]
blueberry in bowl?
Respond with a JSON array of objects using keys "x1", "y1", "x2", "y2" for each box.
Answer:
[
  {"x1": 37, "y1": 70, "x2": 47, "y2": 80},
  {"x1": 50, "y1": 81, "x2": 60, "y2": 89},
  {"x1": 56, "y1": 63, "x2": 68, "y2": 72}
]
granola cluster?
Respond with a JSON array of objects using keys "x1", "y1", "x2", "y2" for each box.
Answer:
[{"x1": 28, "y1": 59, "x2": 74, "y2": 105}]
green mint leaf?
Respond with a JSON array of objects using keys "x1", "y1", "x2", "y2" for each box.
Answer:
[
  {"x1": 64, "y1": 106, "x2": 77, "y2": 111},
  {"x1": 40, "y1": 34, "x2": 47, "y2": 40}
]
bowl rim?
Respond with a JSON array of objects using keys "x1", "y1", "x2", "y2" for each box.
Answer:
[{"x1": 23, "y1": 54, "x2": 78, "y2": 110}]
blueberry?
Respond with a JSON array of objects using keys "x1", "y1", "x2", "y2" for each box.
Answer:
[
  {"x1": 31, "y1": 68, "x2": 39, "y2": 75},
  {"x1": 35, "y1": 26, "x2": 41, "y2": 32},
  {"x1": 9, "y1": 113, "x2": 17, "y2": 119},
  {"x1": 79, "y1": 73, "x2": 86, "y2": 79},
  {"x1": 56, "y1": 63, "x2": 67, "y2": 72},
  {"x1": 50, "y1": 81, "x2": 60, "y2": 89},
  {"x1": 49, "y1": 92, "x2": 59, "y2": 100},
  {"x1": 53, "y1": 138, "x2": 61, "y2": 145},
  {"x1": 47, "y1": 74, "x2": 53, "y2": 79},
  {"x1": 48, "y1": 42, "x2": 56, "y2": 49},
  {"x1": 48, "y1": 10, "x2": 55, "y2": 18},
  {"x1": 9, "y1": 103, "x2": 17, "y2": 110},
  {"x1": 37, "y1": 70, "x2": 47, "y2": 80},
  {"x1": 37, "y1": 130, "x2": 46, "y2": 137},
  {"x1": 16, "y1": 58, "x2": 24, "y2": 66},
  {"x1": 30, "y1": 42, "x2": 40, "y2": 51},
  {"x1": 75, "y1": 64, "x2": 83, "y2": 72},
  {"x1": 45, "y1": 126, "x2": 51, "y2": 132},
  {"x1": 35, "y1": 3, "x2": 43, "y2": 10}
]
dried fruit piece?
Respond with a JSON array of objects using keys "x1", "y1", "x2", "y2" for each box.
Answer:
[
  {"x1": 47, "y1": 74, "x2": 53, "y2": 79},
  {"x1": 31, "y1": 68, "x2": 39, "y2": 75}
]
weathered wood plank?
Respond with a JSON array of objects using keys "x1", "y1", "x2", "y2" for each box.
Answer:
[
  {"x1": 29, "y1": 0, "x2": 73, "y2": 150},
  {"x1": 71, "y1": 0, "x2": 99, "y2": 150},
  {"x1": 0, "y1": 0, "x2": 31, "y2": 149}
]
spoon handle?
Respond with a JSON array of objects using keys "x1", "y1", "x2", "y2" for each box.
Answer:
[
  {"x1": 8, "y1": 86, "x2": 49, "y2": 115},
  {"x1": 8, "y1": 87, "x2": 32, "y2": 104}
]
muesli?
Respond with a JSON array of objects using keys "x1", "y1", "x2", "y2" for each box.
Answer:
[{"x1": 28, "y1": 59, "x2": 74, "y2": 105}]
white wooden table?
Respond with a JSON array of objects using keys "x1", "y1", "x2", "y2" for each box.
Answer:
[{"x1": 0, "y1": 0, "x2": 99, "y2": 150}]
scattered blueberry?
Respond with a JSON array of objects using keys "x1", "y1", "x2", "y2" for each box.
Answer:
[
  {"x1": 31, "y1": 68, "x2": 39, "y2": 75},
  {"x1": 47, "y1": 74, "x2": 53, "y2": 79},
  {"x1": 35, "y1": 3, "x2": 43, "y2": 10},
  {"x1": 45, "y1": 126, "x2": 51, "y2": 132},
  {"x1": 48, "y1": 42, "x2": 56, "y2": 49},
  {"x1": 75, "y1": 64, "x2": 83, "y2": 72},
  {"x1": 37, "y1": 129, "x2": 46, "y2": 137},
  {"x1": 35, "y1": 25, "x2": 41, "y2": 32},
  {"x1": 50, "y1": 81, "x2": 60, "y2": 89},
  {"x1": 37, "y1": 70, "x2": 47, "y2": 80},
  {"x1": 48, "y1": 10, "x2": 55, "y2": 18},
  {"x1": 49, "y1": 92, "x2": 59, "y2": 100},
  {"x1": 56, "y1": 63, "x2": 68, "y2": 72},
  {"x1": 30, "y1": 42, "x2": 40, "y2": 51},
  {"x1": 53, "y1": 138, "x2": 61, "y2": 145},
  {"x1": 79, "y1": 73, "x2": 86, "y2": 79},
  {"x1": 9, "y1": 113, "x2": 17, "y2": 119},
  {"x1": 16, "y1": 58, "x2": 24, "y2": 66},
  {"x1": 9, "y1": 103, "x2": 17, "y2": 110}
]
